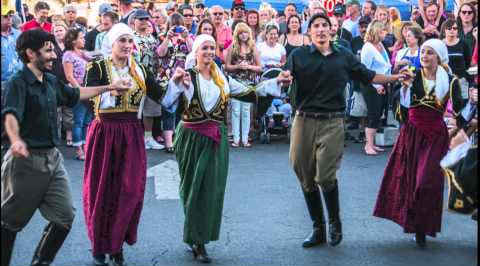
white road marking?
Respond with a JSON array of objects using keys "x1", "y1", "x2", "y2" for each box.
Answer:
[{"x1": 147, "y1": 159, "x2": 180, "y2": 200}]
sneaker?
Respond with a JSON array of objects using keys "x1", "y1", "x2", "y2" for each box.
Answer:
[{"x1": 146, "y1": 138, "x2": 165, "y2": 150}]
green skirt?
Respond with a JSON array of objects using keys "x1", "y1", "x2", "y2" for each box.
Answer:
[{"x1": 174, "y1": 122, "x2": 229, "y2": 245}]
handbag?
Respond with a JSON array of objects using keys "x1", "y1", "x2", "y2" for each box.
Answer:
[{"x1": 349, "y1": 91, "x2": 368, "y2": 117}]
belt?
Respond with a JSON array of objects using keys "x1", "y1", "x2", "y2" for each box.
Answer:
[
  {"x1": 29, "y1": 147, "x2": 56, "y2": 154},
  {"x1": 296, "y1": 110, "x2": 345, "y2": 119}
]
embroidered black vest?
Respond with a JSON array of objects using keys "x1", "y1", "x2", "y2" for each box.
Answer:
[
  {"x1": 409, "y1": 70, "x2": 460, "y2": 114},
  {"x1": 85, "y1": 59, "x2": 147, "y2": 116},
  {"x1": 180, "y1": 68, "x2": 229, "y2": 124}
]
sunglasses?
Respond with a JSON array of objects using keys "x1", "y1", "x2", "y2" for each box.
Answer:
[
  {"x1": 234, "y1": 7, "x2": 245, "y2": 11},
  {"x1": 195, "y1": 4, "x2": 205, "y2": 9},
  {"x1": 137, "y1": 17, "x2": 149, "y2": 21},
  {"x1": 447, "y1": 26, "x2": 458, "y2": 30},
  {"x1": 461, "y1": 10, "x2": 474, "y2": 15},
  {"x1": 118, "y1": 37, "x2": 134, "y2": 43},
  {"x1": 212, "y1": 12, "x2": 223, "y2": 16},
  {"x1": 183, "y1": 14, "x2": 194, "y2": 17}
]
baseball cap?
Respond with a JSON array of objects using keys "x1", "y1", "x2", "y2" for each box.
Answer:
[
  {"x1": 231, "y1": 0, "x2": 245, "y2": 10},
  {"x1": 358, "y1": 16, "x2": 372, "y2": 26},
  {"x1": 194, "y1": 0, "x2": 205, "y2": 8},
  {"x1": 63, "y1": 4, "x2": 77, "y2": 13},
  {"x1": 345, "y1": 0, "x2": 360, "y2": 6},
  {"x1": 133, "y1": 9, "x2": 150, "y2": 19},
  {"x1": 333, "y1": 3, "x2": 346, "y2": 15},
  {"x1": 98, "y1": 3, "x2": 114, "y2": 16}
]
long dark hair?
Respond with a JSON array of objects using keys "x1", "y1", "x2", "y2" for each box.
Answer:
[
  {"x1": 456, "y1": 2, "x2": 477, "y2": 35},
  {"x1": 197, "y1": 18, "x2": 217, "y2": 41},
  {"x1": 64, "y1": 28, "x2": 82, "y2": 51},
  {"x1": 286, "y1": 14, "x2": 301, "y2": 34},
  {"x1": 247, "y1": 9, "x2": 260, "y2": 37}
]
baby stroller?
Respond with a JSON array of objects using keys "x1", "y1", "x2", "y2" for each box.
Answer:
[{"x1": 255, "y1": 68, "x2": 291, "y2": 144}]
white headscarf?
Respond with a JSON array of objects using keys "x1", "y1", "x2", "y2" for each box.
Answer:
[
  {"x1": 100, "y1": 23, "x2": 135, "y2": 57},
  {"x1": 420, "y1": 38, "x2": 452, "y2": 99},
  {"x1": 185, "y1": 34, "x2": 216, "y2": 70}
]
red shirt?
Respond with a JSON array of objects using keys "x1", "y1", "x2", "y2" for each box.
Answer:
[{"x1": 21, "y1": 19, "x2": 52, "y2": 33}]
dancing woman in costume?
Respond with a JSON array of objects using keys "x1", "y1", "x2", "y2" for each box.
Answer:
[
  {"x1": 162, "y1": 34, "x2": 280, "y2": 263},
  {"x1": 82, "y1": 23, "x2": 166, "y2": 266},
  {"x1": 373, "y1": 39, "x2": 469, "y2": 248}
]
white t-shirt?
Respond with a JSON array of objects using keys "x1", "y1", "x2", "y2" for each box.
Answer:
[{"x1": 256, "y1": 42, "x2": 286, "y2": 69}]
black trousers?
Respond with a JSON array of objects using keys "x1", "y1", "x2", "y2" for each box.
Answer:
[{"x1": 361, "y1": 85, "x2": 384, "y2": 129}]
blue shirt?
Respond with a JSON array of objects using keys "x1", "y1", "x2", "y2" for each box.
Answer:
[
  {"x1": 342, "y1": 18, "x2": 360, "y2": 38},
  {"x1": 1, "y1": 28, "x2": 22, "y2": 82}
]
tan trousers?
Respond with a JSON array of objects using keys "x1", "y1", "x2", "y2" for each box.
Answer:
[
  {"x1": 289, "y1": 116, "x2": 345, "y2": 193},
  {"x1": 1, "y1": 148, "x2": 75, "y2": 231}
]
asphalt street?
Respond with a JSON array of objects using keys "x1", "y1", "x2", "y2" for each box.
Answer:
[{"x1": 8, "y1": 139, "x2": 478, "y2": 266}]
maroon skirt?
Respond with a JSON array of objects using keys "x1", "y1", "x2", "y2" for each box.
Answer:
[
  {"x1": 373, "y1": 106, "x2": 449, "y2": 237},
  {"x1": 83, "y1": 112, "x2": 147, "y2": 255}
]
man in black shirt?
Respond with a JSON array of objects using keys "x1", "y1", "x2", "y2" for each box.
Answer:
[
  {"x1": 1, "y1": 29, "x2": 128, "y2": 266},
  {"x1": 277, "y1": 13, "x2": 404, "y2": 249}
]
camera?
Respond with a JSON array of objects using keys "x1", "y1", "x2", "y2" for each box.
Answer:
[{"x1": 174, "y1": 26, "x2": 184, "y2": 33}]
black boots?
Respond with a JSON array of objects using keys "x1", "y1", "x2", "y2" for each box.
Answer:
[
  {"x1": 322, "y1": 181, "x2": 343, "y2": 247},
  {"x1": 414, "y1": 233, "x2": 426, "y2": 248},
  {"x1": 302, "y1": 182, "x2": 343, "y2": 248},
  {"x1": 302, "y1": 187, "x2": 327, "y2": 248},
  {"x1": 92, "y1": 254, "x2": 108, "y2": 266},
  {"x1": 30, "y1": 222, "x2": 71, "y2": 266},
  {"x1": 1, "y1": 227, "x2": 17, "y2": 266},
  {"x1": 191, "y1": 244, "x2": 212, "y2": 264}
]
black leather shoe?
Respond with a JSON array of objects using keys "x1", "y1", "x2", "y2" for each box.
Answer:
[
  {"x1": 414, "y1": 233, "x2": 426, "y2": 248},
  {"x1": 92, "y1": 254, "x2": 108, "y2": 266},
  {"x1": 1, "y1": 227, "x2": 17, "y2": 266},
  {"x1": 302, "y1": 224, "x2": 327, "y2": 248},
  {"x1": 328, "y1": 221, "x2": 343, "y2": 246},
  {"x1": 192, "y1": 244, "x2": 211, "y2": 264},
  {"x1": 322, "y1": 181, "x2": 343, "y2": 247},
  {"x1": 110, "y1": 250, "x2": 126, "y2": 266},
  {"x1": 31, "y1": 223, "x2": 70, "y2": 266}
]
